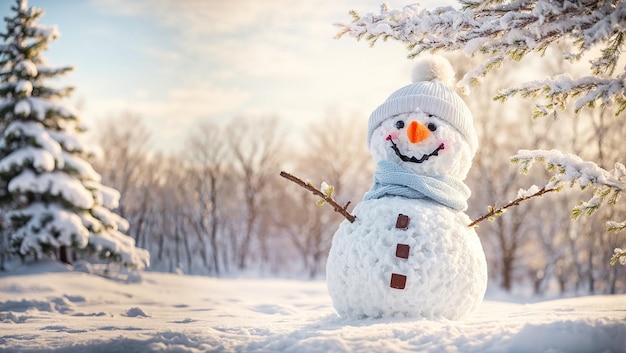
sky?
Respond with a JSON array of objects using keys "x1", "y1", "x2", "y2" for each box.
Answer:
[{"x1": 0, "y1": 0, "x2": 458, "y2": 152}]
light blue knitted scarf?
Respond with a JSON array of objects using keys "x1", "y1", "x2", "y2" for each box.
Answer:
[{"x1": 363, "y1": 160, "x2": 470, "y2": 211}]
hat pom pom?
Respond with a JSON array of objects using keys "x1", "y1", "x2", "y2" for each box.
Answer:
[{"x1": 411, "y1": 56, "x2": 456, "y2": 88}]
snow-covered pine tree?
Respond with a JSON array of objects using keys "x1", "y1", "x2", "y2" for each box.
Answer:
[
  {"x1": 336, "y1": 0, "x2": 626, "y2": 265},
  {"x1": 0, "y1": 0, "x2": 149, "y2": 269}
]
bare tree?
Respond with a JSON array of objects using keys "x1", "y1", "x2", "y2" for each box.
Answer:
[
  {"x1": 94, "y1": 112, "x2": 152, "y2": 219},
  {"x1": 273, "y1": 189, "x2": 338, "y2": 278},
  {"x1": 93, "y1": 112, "x2": 160, "y2": 251},
  {"x1": 469, "y1": 114, "x2": 533, "y2": 291},
  {"x1": 450, "y1": 51, "x2": 533, "y2": 291},
  {"x1": 185, "y1": 121, "x2": 227, "y2": 275},
  {"x1": 229, "y1": 116, "x2": 283, "y2": 270},
  {"x1": 152, "y1": 155, "x2": 189, "y2": 273},
  {"x1": 300, "y1": 111, "x2": 374, "y2": 202},
  {"x1": 276, "y1": 113, "x2": 373, "y2": 277}
]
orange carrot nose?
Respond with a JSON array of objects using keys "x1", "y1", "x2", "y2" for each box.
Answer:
[{"x1": 407, "y1": 121, "x2": 430, "y2": 144}]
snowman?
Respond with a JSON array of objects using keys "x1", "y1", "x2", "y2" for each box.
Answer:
[{"x1": 326, "y1": 56, "x2": 487, "y2": 320}]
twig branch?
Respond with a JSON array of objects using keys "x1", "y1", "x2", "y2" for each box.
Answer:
[
  {"x1": 280, "y1": 171, "x2": 356, "y2": 223},
  {"x1": 469, "y1": 187, "x2": 557, "y2": 227}
]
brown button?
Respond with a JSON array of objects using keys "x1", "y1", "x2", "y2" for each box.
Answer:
[
  {"x1": 390, "y1": 273, "x2": 407, "y2": 289},
  {"x1": 396, "y1": 214, "x2": 410, "y2": 229},
  {"x1": 396, "y1": 244, "x2": 410, "y2": 259}
]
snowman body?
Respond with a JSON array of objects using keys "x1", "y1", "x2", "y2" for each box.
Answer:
[
  {"x1": 326, "y1": 196, "x2": 487, "y2": 319},
  {"x1": 326, "y1": 56, "x2": 487, "y2": 320}
]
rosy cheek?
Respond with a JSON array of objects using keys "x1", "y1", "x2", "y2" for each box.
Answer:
[{"x1": 385, "y1": 131, "x2": 399, "y2": 141}]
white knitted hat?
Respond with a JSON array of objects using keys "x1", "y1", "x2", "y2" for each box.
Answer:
[{"x1": 367, "y1": 56, "x2": 478, "y2": 154}]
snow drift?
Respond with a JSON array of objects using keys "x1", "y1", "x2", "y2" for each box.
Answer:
[{"x1": 0, "y1": 262, "x2": 624, "y2": 352}]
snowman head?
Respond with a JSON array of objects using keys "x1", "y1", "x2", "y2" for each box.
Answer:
[{"x1": 367, "y1": 56, "x2": 478, "y2": 180}]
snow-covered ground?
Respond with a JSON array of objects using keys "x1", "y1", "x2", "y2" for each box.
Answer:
[{"x1": 0, "y1": 261, "x2": 624, "y2": 353}]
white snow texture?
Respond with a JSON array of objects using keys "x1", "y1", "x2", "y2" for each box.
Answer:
[
  {"x1": 327, "y1": 197, "x2": 487, "y2": 319},
  {"x1": 0, "y1": 264, "x2": 623, "y2": 353}
]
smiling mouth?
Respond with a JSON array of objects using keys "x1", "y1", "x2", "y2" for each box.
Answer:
[{"x1": 387, "y1": 135, "x2": 445, "y2": 164}]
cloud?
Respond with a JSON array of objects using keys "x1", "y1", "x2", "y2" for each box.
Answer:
[
  {"x1": 82, "y1": 0, "x2": 457, "y2": 151},
  {"x1": 91, "y1": 0, "x2": 336, "y2": 34},
  {"x1": 93, "y1": 82, "x2": 248, "y2": 120},
  {"x1": 82, "y1": 82, "x2": 249, "y2": 150}
]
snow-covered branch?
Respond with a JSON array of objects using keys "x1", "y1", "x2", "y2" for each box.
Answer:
[
  {"x1": 608, "y1": 220, "x2": 626, "y2": 265},
  {"x1": 511, "y1": 149, "x2": 626, "y2": 264},
  {"x1": 611, "y1": 247, "x2": 626, "y2": 266},
  {"x1": 495, "y1": 74, "x2": 626, "y2": 118},
  {"x1": 336, "y1": 0, "x2": 626, "y2": 116},
  {"x1": 512, "y1": 149, "x2": 624, "y2": 214}
]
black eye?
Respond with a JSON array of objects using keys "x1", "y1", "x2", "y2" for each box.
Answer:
[
  {"x1": 396, "y1": 120, "x2": 405, "y2": 129},
  {"x1": 427, "y1": 122, "x2": 437, "y2": 131}
]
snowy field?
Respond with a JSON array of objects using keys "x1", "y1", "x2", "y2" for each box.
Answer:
[{"x1": 0, "y1": 261, "x2": 625, "y2": 353}]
